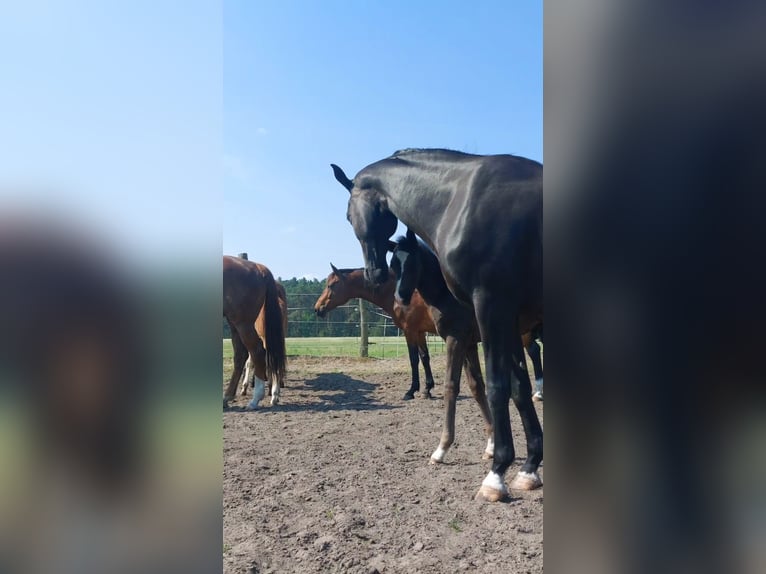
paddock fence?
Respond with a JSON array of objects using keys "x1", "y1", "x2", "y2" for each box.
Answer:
[{"x1": 223, "y1": 292, "x2": 447, "y2": 359}]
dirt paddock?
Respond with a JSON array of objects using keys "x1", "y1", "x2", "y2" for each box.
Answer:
[{"x1": 223, "y1": 355, "x2": 543, "y2": 574}]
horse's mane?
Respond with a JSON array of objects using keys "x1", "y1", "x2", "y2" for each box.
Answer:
[
  {"x1": 390, "y1": 148, "x2": 478, "y2": 159},
  {"x1": 335, "y1": 267, "x2": 363, "y2": 276}
]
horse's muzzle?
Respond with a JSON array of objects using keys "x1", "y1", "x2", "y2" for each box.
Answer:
[{"x1": 315, "y1": 307, "x2": 326, "y2": 318}]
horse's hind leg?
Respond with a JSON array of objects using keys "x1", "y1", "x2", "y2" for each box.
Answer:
[
  {"x1": 241, "y1": 339, "x2": 266, "y2": 396},
  {"x1": 526, "y1": 337, "x2": 543, "y2": 401},
  {"x1": 463, "y1": 344, "x2": 494, "y2": 460},
  {"x1": 269, "y1": 375, "x2": 281, "y2": 406},
  {"x1": 232, "y1": 322, "x2": 267, "y2": 410},
  {"x1": 240, "y1": 354, "x2": 265, "y2": 410},
  {"x1": 430, "y1": 336, "x2": 463, "y2": 464},
  {"x1": 418, "y1": 333, "x2": 436, "y2": 399},
  {"x1": 224, "y1": 320, "x2": 247, "y2": 407},
  {"x1": 507, "y1": 342, "x2": 543, "y2": 490},
  {"x1": 474, "y1": 299, "x2": 542, "y2": 501}
]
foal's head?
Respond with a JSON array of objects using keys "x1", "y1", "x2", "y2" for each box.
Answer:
[
  {"x1": 390, "y1": 229, "x2": 422, "y2": 306},
  {"x1": 315, "y1": 264, "x2": 350, "y2": 318}
]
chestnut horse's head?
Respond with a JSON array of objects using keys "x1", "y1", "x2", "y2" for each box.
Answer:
[
  {"x1": 314, "y1": 263, "x2": 352, "y2": 318},
  {"x1": 389, "y1": 228, "x2": 421, "y2": 306},
  {"x1": 332, "y1": 164, "x2": 398, "y2": 287}
]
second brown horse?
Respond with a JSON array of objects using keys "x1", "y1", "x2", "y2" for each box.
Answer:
[{"x1": 223, "y1": 256, "x2": 287, "y2": 409}]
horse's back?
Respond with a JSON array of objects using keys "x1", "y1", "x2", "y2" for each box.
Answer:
[
  {"x1": 442, "y1": 156, "x2": 541, "y2": 278},
  {"x1": 223, "y1": 255, "x2": 274, "y2": 322}
]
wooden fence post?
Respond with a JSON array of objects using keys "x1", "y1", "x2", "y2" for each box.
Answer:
[{"x1": 359, "y1": 298, "x2": 369, "y2": 357}]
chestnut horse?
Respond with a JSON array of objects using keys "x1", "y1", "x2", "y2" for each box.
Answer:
[
  {"x1": 314, "y1": 263, "x2": 437, "y2": 399},
  {"x1": 332, "y1": 148, "x2": 543, "y2": 500},
  {"x1": 223, "y1": 256, "x2": 287, "y2": 409},
  {"x1": 314, "y1": 264, "x2": 543, "y2": 401},
  {"x1": 233, "y1": 281, "x2": 288, "y2": 397},
  {"x1": 391, "y1": 230, "x2": 543, "y2": 465}
]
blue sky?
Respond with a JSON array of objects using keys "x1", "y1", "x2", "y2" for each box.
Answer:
[
  {"x1": 1, "y1": 1, "x2": 222, "y2": 270},
  {"x1": 224, "y1": 1, "x2": 542, "y2": 280}
]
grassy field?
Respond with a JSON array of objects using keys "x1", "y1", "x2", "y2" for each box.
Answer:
[{"x1": 222, "y1": 336, "x2": 447, "y2": 359}]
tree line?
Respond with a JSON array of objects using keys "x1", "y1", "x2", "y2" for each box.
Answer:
[{"x1": 222, "y1": 276, "x2": 396, "y2": 338}]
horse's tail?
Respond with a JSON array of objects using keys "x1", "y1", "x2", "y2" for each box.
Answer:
[{"x1": 262, "y1": 271, "x2": 287, "y2": 385}]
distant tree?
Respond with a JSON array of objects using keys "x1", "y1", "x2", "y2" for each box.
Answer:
[{"x1": 222, "y1": 276, "x2": 395, "y2": 339}]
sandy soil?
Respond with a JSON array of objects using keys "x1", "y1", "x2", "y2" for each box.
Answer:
[{"x1": 223, "y1": 355, "x2": 543, "y2": 574}]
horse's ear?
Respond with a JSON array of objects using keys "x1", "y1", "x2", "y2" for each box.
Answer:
[
  {"x1": 330, "y1": 262, "x2": 340, "y2": 276},
  {"x1": 330, "y1": 164, "x2": 354, "y2": 192},
  {"x1": 387, "y1": 240, "x2": 397, "y2": 252}
]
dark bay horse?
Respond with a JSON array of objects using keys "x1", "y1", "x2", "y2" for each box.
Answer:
[
  {"x1": 234, "y1": 280, "x2": 288, "y2": 397},
  {"x1": 314, "y1": 264, "x2": 437, "y2": 399},
  {"x1": 391, "y1": 230, "x2": 494, "y2": 464},
  {"x1": 332, "y1": 148, "x2": 543, "y2": 500},
  {"x1": 223, "y1": 256, "x2": 287, "y2": 410}
]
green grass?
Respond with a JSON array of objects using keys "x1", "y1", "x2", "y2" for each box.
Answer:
[
  {"x1": 223, "y1": 336, "x2": 447, "y2": 359},
  {"x1": 448, "y1": 516, "x2": 463, "y2": 532}
]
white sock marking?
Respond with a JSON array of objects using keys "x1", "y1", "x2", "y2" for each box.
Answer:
[
  {"x1": 270, "y1": 380, "x2": 280, "y2": 406},
  {"x1": 431, "y1": 446, "x2": 447, "y2": 462},
  {"x1": 516, "y1": 471, "x2": 539, "y2": 481},
  {"x1": 481, "y1": 471, "x2": 508, "y2": 495},
  {"x1": 247, "y1": 377, "x2": 266, "y2": 409},
  {"x1": 484, "y1": 437, "x2": 495, "y2": 456}
]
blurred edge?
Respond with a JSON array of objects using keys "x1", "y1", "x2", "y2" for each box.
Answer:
[
  {"x1": 0, "y1": 1, "x2": 223, "y2": 573},
  {"x1": 546, "y1": 1, "x2": 766, "y2": 574}
]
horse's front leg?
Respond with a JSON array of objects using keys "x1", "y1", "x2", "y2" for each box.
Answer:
[
  {"x1": 430, "y1": 336, "x2": 463, "y2": 464},
  {"x1": 418, "y1": 333, "x2": 436, "y2": 399},
  {"x1": 403, "y1": 334, "x2": 421, "y2": 400}
]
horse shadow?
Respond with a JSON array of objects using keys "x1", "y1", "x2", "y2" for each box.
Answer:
[{"x1": 274, "y1": 373, "x2": 401, "y2": 413}]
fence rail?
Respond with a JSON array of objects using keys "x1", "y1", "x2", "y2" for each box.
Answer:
[{"x1": 223, "y1": 291, "x2": 447, "y2": 358}]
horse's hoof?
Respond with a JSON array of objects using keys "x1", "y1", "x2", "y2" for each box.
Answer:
[
  {"x1": 474, "y1": 485, "x2": 509, "y2": 502},
  {"x1": 509, "y1": 471, "x2": 542, "y2": 491},
  {"x1": 481, "y1": 452, "x2": 494, "y2": 460},
  {"x1": 402, "y1": 392, "x2": 416, "y2": 401},
  {"x1": 430, "y1": 446, "x2": 446, "y2": 464},
  {"x1": 422, "y1": 391, "x2": 433, "y2": 399},
  {"x1": 475, "y1": 471, "x2": 509, "y2": 502},
  {"x1": 270, "y1": 397, "x2": 280, "y2": 407}
]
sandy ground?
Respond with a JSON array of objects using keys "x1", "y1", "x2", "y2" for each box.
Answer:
[{"x1": 223, "y1": 355, "x2": 543, "y2": 574}]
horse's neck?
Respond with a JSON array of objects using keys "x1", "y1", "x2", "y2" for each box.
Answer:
[
  {"x1": 383, "y1": 170, "x2": 455, "y2": 249},
  {"x1": 346, "y1": 275, "x2": 395, "y2": 314}
]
